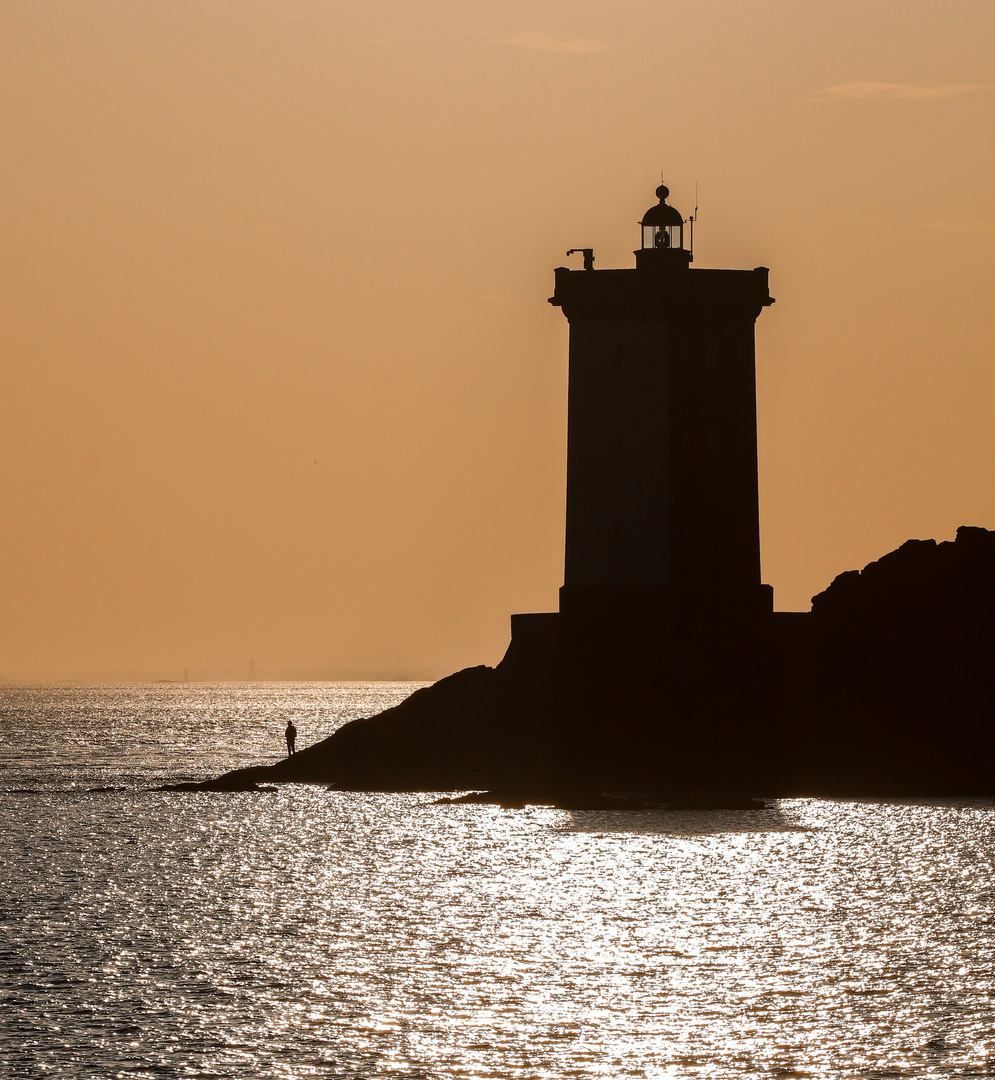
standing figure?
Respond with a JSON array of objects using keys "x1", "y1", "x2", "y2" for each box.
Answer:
[{"x1": 285, "y1": 720, "x2": 297, "y2": 756}]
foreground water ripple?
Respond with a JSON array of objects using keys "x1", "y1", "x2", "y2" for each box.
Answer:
[{"x1": 2, "y1": 684, "x2": 995, "y2": 1077}]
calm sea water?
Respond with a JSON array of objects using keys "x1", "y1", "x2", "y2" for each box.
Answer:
[{"x1": 2, "y1": 683, "x2": 994, "y2": 1079}]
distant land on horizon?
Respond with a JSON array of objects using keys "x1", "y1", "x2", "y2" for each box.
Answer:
[{"x1": 0, "y1": 668, "x2": 441, "y2": 685}]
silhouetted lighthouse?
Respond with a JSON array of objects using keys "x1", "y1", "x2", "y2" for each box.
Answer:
[{"x1": 550, "y1": 183, "x2": 775, "y2": 623}]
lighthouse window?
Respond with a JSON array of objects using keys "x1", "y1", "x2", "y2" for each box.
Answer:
[{"x1": 642, "y1": 224, "x2": 682, "y2": 250}]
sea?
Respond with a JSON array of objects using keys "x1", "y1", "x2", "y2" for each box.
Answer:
[{"x1": 2, "y1": 682, "x2": 994, "y2": 1079}]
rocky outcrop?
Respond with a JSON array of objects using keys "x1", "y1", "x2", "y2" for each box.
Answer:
[
  {"x1": 796, "y1": 525, "x2": 995, "y2": 795},
  {"x1": 191, "y1": 612, "x2": 565, "y2": 794},
  {"x1": 186, "y1": 528, "x2": 995, "y2": 798},
  {"x1": 812, "y1": 525, "x2": 995, "y2": 620}
]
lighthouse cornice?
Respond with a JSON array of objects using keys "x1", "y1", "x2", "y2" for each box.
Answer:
[{"x1": 549, "y1": 264, "x2": 774, "y2": 324}]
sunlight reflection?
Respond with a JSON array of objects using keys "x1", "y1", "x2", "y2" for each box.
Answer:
[{"x1": 4, "y1": 687, "x2": 995, "y2": 1077}]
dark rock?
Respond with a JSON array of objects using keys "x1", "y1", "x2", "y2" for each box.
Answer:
[
  {"x1": 180, "y1": 527, "x2": 995, "y2": 799},
  {"x1": 157, "y1": 766, "x2": 279, "y2": 792},
  {"x1": 797, "y1": 525, "x2": 995, "y2": 795}
]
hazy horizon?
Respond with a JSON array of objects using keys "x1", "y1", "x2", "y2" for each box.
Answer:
[
  {"x1": 3, "y1": 1, "x2": 993, "y2": 677},
  {"x1": 0, "y1": 667, "x2": 440, "y2": 685}
]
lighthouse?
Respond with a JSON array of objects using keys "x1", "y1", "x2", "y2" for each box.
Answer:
[{"x1": 549, "y1": 183, "x2": 775, "y2": 625}]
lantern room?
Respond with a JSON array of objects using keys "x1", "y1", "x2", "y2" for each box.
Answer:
[{"x1": 637, "y1": 183, "x2": 691, "y2": 268}]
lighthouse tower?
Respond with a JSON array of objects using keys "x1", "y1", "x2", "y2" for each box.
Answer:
[{"x1": 549, "y1": 183, "x2": 775, "y2": 625}]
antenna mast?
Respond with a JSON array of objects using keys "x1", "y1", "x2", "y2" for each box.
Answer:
[{"x1": 688, "y1": 181, "x2": 699, "y2": 262}]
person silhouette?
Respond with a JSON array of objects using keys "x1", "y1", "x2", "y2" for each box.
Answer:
[{"x1": 285, "y1": 721, "x2": 297, "y2": 756}]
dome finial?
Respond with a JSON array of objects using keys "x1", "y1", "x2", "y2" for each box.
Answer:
[{"x1": 656, "y1": 183, "x2": 670, "y2": 202}]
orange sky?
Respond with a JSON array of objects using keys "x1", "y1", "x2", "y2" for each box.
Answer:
[{"x1": 2, "y1": 1, "x2": 993, "y2": 677}]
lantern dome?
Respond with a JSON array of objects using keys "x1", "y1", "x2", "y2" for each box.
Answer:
[{"x1": 640, "y1": 184, "x2": 685, "y2": 228}]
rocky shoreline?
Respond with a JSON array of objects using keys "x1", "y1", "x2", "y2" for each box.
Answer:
[{"x1": 174, "y1": 527, "x2": 995, "y2": 800}]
